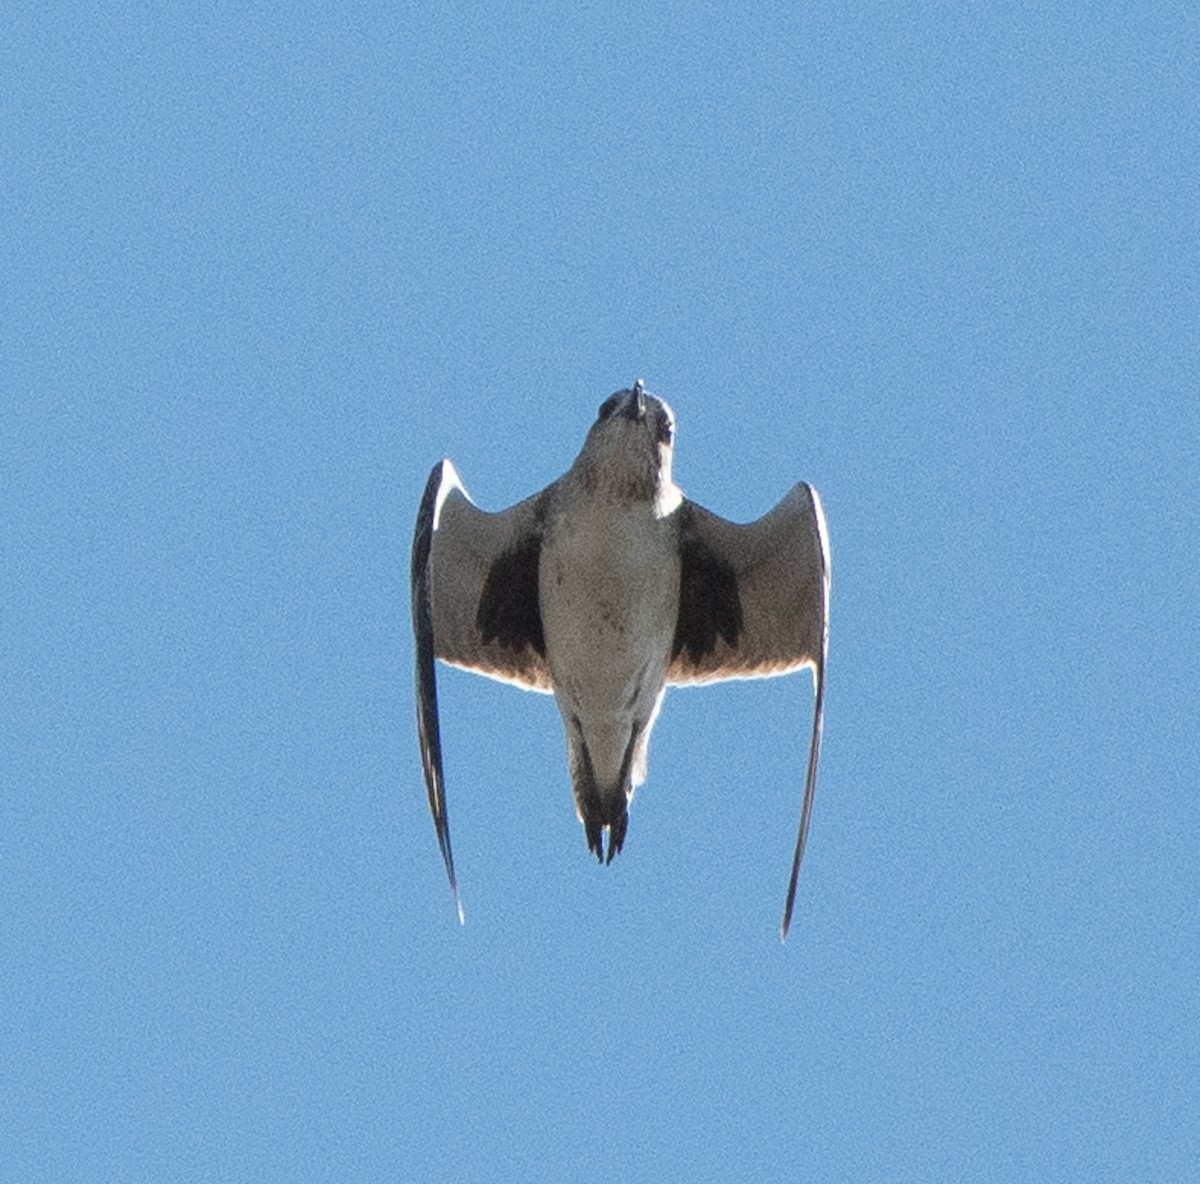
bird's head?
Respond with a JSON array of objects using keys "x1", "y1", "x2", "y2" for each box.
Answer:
[{"x1": 575, "y1": 380, "x2": 681, "y2": 514}]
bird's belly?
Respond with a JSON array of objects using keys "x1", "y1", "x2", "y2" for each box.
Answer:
[{"x1": 539, "y1": 508, "x2": 678, "y2": 781}]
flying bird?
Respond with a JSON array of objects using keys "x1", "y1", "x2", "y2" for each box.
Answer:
[{"x1": 411, "y1": 382, "x2": 829, "y2": 938}]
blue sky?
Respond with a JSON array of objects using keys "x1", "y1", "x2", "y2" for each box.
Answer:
[{"x1": 4, "y1": 3, "x2": 1197, "y2": 1180}]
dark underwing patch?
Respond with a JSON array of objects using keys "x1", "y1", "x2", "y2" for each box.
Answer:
[
  {"x1": 476, "y1": 534, "x2": 546, "y2": 658},
  {"x1": 672, "y1": 534, "x2": 743, "y2": 663}
]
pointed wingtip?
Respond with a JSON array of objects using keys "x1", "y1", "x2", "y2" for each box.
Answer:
[
  {"x1": 441, "y1": 844, "x2": 465, "y2": 926},
  {"x1": 779, "y1": 660, "x2": 824, "y2": 945},
  {"x1": 780, "y1": 890, "x2": 796, "y2": 943}
]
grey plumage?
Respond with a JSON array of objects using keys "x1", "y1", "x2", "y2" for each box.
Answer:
[{"x1": 411, "y1": 382, "x2": 830, "y2": 938}]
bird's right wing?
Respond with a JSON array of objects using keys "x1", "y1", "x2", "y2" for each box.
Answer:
[
  {"x1": 667, "y1": 484, "x2": 830, "y2": 940},
  {"x1": 411, "y1": 459, "x2": 553, "y2": 923}
]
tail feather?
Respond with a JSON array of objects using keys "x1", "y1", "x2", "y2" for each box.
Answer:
[
  {"x1": 580, "y1": 794, "x2": 629, "y2": 863},
  {"x1": 573, "y1": 720, "x2": 640, "y2": 864}
]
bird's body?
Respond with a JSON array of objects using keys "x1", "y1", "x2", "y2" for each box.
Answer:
[
  {"x1": 540, "y1": 446, "x2": 681, "y2": 860},
  {"x1": 412, "y1": 382, "x2": 829, "y2": 937}
]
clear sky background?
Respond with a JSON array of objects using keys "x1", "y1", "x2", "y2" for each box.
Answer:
[{"x1": 4, "y1": 4, "x2": 1196, "y2": 1181}]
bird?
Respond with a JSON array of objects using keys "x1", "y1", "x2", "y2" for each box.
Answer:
[{"x1": 411, "y1": 381, "x2": 830, "y2": 938}]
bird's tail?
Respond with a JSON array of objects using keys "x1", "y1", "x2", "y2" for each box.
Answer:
[
  {"x1": 570, "y1": 721, "x2": 640, "y2": 865},
  {"x1": 579, "y1": 783, "x2": 630, "y2": 865}
]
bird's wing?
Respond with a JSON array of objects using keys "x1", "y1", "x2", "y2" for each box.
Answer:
[
  {"x1": 667, "y1": 483, "x2": 830, "y2": 940},
  {"x1": 411, "y1": 459, "x2": 553, "y2": 923}
]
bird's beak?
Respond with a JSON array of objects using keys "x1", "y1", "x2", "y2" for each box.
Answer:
[{"x1": 626, "y1": 379, "x2": 646, "y2": 422}]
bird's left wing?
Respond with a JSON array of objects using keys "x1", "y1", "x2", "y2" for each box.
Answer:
[
  {"x1": 411, "y1": 459, "x2": 553, "y2": 923},
  {"x1": 667, "y1": 483, "x2": 830, "y2": 939}
]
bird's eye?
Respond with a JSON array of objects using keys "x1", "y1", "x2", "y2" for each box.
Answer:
[
  {"x1": 655, "y1": 411, "x2": 674, "y2": 446},
  {"x1": 597, "y1": 394, "x2": 621, "y2": 420}
]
